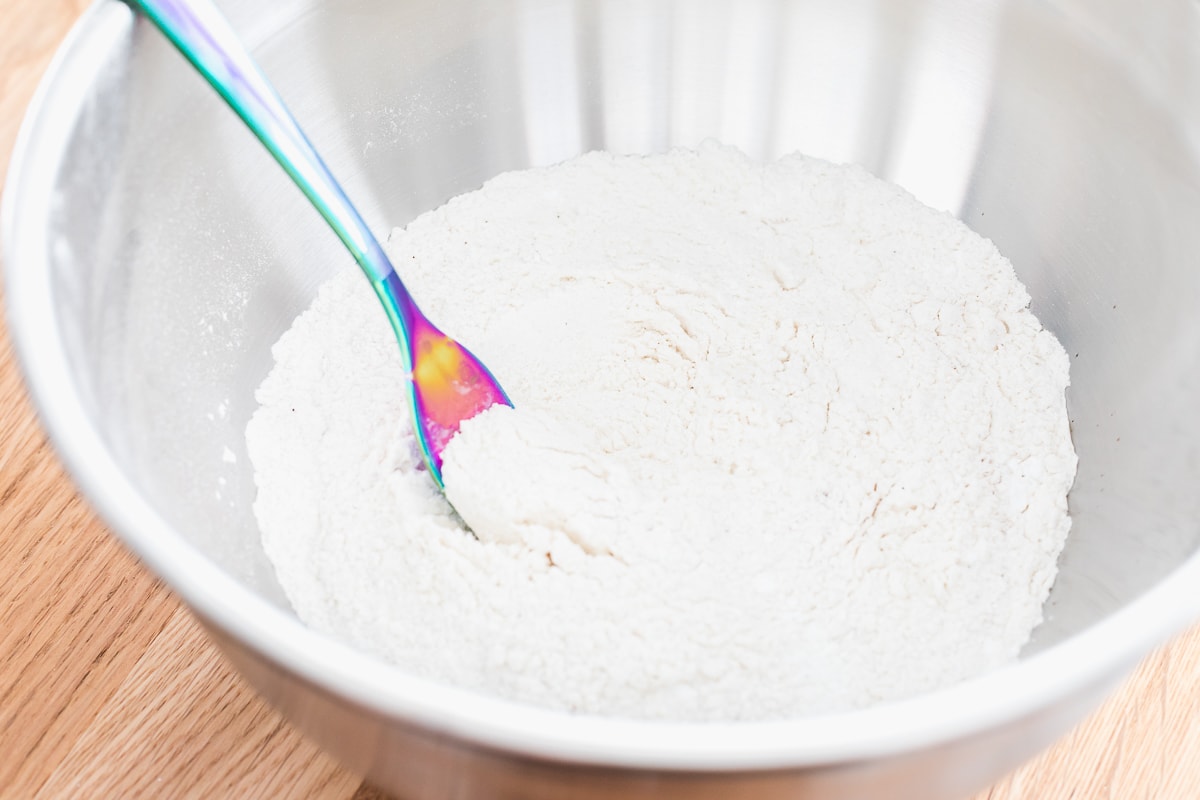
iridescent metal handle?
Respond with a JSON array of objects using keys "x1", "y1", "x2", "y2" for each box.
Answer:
[
  {"x1": 124, "y1": 0, "x2": 420, "y2": 329},
  {"x1": 126, "y1": 0, "x2": 511, "y2": 486}
]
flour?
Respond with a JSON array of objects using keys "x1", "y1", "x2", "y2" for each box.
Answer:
[{"x1": 246, "y1": 143, "x2": 1076, "y2": 721}]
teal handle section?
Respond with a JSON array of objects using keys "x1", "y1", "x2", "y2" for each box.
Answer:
[{"x1": 124, "y1": 0, "x2": 422, "y2": 339}]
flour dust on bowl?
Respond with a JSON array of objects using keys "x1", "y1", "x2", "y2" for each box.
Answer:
[{"x1": 5, "y1": 1, "x2": 1200, "y2": 799}]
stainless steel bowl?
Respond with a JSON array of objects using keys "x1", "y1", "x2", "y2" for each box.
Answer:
[{"x1": 6, "y1": 1, "x2": 1200, "y2": 797}]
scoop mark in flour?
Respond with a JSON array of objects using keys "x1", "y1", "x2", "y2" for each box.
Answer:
[{"x1": 442, "y1": 405, "x2": 635, "y2": 563}]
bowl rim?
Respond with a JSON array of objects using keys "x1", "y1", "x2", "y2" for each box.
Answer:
[{"x1": 6, "y1": 0, "x2": 1200, "y2": 772}]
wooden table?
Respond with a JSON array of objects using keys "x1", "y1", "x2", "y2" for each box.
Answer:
[{"x1": 2, "y1": 2, "x2": 1198, "y2": 797}]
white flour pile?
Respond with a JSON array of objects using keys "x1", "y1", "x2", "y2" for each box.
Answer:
[{"x1": 247, "y1": 143, "x2": 1076, "y2": 721}]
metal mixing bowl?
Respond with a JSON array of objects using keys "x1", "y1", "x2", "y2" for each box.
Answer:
[{"x1": 6, "y1": 0, "x2": 1200, "y2": 797}]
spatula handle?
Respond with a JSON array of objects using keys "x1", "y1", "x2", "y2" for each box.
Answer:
[{"x1": 123, "y1": 0, "x2": 421, "y2": 332}]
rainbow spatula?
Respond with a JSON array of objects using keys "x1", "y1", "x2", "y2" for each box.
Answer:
[{"x1": 125, "y1": 0, "x2": 512, "y2": 487}]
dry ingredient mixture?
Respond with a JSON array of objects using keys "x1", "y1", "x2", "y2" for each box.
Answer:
[{"x1": 246, "y1": 143, "x2": 1076, "y2": 721}]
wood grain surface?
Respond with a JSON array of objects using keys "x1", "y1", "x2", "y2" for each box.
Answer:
[{"x1": 1, "y1": 2, "x2": 1197, "y2": 798}]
